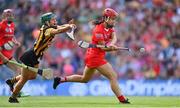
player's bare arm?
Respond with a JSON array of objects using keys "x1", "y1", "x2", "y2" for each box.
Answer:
[
  {"x1": 12, "y1": 37, "x2": 20, "y2": 46},
  {"x1": 50, "y1": 24, "x2": 75, "y2": 35},
  {"x1": 97, "y1": 32, "x2": 119, "y2": 51},
  {"x1": 109, "y1": 32, "x2": 117, "y2": 45},
  {"x1": 104, "y1": 32, "x2": 119, "y2": 51},
  {"x1": 97, "y1": 41, "x2": 119, "y2": 51}
]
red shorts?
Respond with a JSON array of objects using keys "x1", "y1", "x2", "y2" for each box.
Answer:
[
  {"x1": 85, "y1": 57, "x2": 107, "y2": 68},
  {"x1": 0, "y1": 49, "x2": 14, "y2": 65}
]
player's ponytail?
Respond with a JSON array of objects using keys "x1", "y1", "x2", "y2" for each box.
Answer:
[{"x1": 92, "y1": 16, "x2": 104, "y2": 25}]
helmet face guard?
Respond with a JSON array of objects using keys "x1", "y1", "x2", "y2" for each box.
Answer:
[
  {"x1": 2, "y1": 9, "x2": 14, "y2": 22},
  {"x1": 41, "y1": 12, "x2": 56, "y2": 25}
]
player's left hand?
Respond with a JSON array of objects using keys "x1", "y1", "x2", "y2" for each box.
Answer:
[
  {"x1": 12, "y1": 38, "x2": 21, "y2": 46},
  {"x1": 107, "y1": 44, "x2": 119, "y2": 51}
]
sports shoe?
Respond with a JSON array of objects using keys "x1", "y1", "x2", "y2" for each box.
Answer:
[
  {"x1": 53, "y1": 77, "x2": 61, "y2": 89},
  {"x1": 120, "y1": 98, "x2": 130, "y2": 104},
  {"x1": 8, "y1": 97, "x2": 19, "y2": 103},
  {"x1": 6, "y1": 79, "x2": 14, "y2": 91},
  {"x1": 6, "y1": 79, "x2": 30, "y2": 98}
]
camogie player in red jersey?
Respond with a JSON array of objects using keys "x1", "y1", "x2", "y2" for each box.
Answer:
[
  {"x1": 0, "y1": 9, "x2": 21, "y2": 88},
  {"x1": 0, "y1": 9, "x2": 27, "y2": 98},
  {"x1": 53, "y1": 8, "x2": 130, "y2": 104},
  {"x1": 0, "y1": 9, "x2": 18, "y2": 64}
]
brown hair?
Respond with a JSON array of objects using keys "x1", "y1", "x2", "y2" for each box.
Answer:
[{"x1": 92, "y1": 16, "x2": 105, "y2": 25}]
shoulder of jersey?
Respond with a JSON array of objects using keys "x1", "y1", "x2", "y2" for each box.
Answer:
[{"x1": 94, "y1": 24, "x2": 103, "y2": 32}]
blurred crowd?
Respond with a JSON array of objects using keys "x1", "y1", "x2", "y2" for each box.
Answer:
[{"x1": 0, "y1": 0, "x2": 179, "y2": 80}]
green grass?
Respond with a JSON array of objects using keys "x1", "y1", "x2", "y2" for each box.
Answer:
[{"x1": 0, "y1": 96, "x2": 180, "y2": 108}]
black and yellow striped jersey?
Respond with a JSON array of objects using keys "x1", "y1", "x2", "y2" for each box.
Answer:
[{"x1": 33, "y1": 25, "x2": 57, "y2": 58}]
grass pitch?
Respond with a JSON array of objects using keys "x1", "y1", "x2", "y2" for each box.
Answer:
[{"x1": 0, "y1": 96, "x2": 180, "y2": 108}]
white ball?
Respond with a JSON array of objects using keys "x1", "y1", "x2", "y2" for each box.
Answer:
[
  {"x1": 140, "y1": 48, "x2": 145, "y2": 52},
  {"x1": 4, "y1": 41, "x2": 14, "y2": 50}
]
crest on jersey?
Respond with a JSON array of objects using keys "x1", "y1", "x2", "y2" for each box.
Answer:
[
  {"x1": 5, "y1": 28, "x2": 13, "y2": 33},
  {"x1": 95, "y1": 33, "x2": 103, "y2": 39}
]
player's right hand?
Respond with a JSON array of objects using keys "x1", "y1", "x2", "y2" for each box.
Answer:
[
  {"x1": 69, "y1": 24, "x2": 76, "y2": 29},
  {"x1": 107, "y1": 44, "x2": 119, "y2": 51},
  {"x1": 2, "y1": 57, "x2": 9, "y2": 64}
]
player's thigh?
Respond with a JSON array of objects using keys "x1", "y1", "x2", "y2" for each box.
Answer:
[
  {"x1": 20, "y1": 49, "x2": 39, "y2": 79},
  {"x1": 96, "y1": 62, "x2": 117, "y2": 80},
  {"x1": 82, "y1": 66, "x2": 96, "y2": 80},
  {"x1": 21, "y1": 64, "x2": 38, "y2": 80}
]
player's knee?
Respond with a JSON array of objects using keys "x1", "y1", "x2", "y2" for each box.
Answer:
[
  {"x1": 25, "y1": 72, "x2": 37, "y2": 80},
  {"x1": 28, "y1": 75, "x2": 36, "y2": 80},
  {"x1": 109, "y1": 73, "x2": 118, "y2": 80},
  {"x1": 20, "y1": 77, "x2": 28, "y2": 83},
  {"x1": 113, "y1": 73, "x2": 118, "y2": 79}
]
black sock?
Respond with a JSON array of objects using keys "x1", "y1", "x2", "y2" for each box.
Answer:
[{"x1": 37, "y1": 69, "x2": 43, "y2": 75}]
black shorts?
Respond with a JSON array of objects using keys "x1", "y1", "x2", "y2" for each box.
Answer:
[{"x1": 20, "y1": 49, "x2": 39, "y2": 67}]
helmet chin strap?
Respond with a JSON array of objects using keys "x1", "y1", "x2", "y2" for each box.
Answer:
[
  {"x1": 104, "y1": 16, "x2": 109, "y2": 22},
  {"x1": 104, "y1": 17, "x2": 114, "y2": 28},
  {"x1": 45, "y1": 21, "x2": 50, "y2": 26},
  {"x1": 44, "y1": 21, "x2": 57, "y2": 28}
]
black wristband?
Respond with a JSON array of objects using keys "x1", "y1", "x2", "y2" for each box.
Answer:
[
  {"x1": 89, "y1": 44, "x2": 96, "y2": 48},
  {"x1": 37, "y1": 69, "x2": 43, "y2": 75}
]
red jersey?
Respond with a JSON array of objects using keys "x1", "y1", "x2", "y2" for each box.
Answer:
[
  {"x1": 85, "y1": 23, "x2": 114, "y2": 68},
  {"x1": 0, "y1": 20, "x2": 15, "y2": 64},
  {"x1": 0, "y1": 20, "x2": 15, "y2": 46}
]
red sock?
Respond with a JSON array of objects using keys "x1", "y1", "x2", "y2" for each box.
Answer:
[{"x1": 118, "y1": 95, "x2": 126, "y2": 102}]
